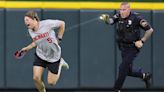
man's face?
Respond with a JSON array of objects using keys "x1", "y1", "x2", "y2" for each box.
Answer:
[
  {"x1": 120, "y1": 4, "x2": 131, "y2": 18},
  {"x1": 24, "y1": 16, "x2": 35, "y2": 30}
]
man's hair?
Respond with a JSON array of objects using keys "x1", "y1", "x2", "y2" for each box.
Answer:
[
  {"x1": 25, "y1": 10, "x2": 40, "y2": 21},
  {"x1": 121, "y1": 2, "x2": 130, "y2": 8}
]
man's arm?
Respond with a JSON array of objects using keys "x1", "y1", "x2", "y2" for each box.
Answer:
[
  {"x1": 46, "y1": 19, "x2": 65, "y2": 41},
  {"x1": 141, "y1": 28, "x2": 153, "y2": 42},
  {"x1": 139, "y1": 19, "x2": 154, "y2": 42},
  {"x1": 137, "y1": 15, "x2": 154, "y2": 43},
  {"x1": 21, "y1": 42, "x2": 36, "y2": 51},
  {"x1": 57, "y1": 21, "x2": 65, "y2": 41},
  {"x1": 135, "y1": 18, "x2": 154, "y2": 48}
]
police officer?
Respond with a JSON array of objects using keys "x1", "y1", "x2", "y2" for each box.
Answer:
[{"x1": 100, "y1": 2, "x2": 153, "y2": 92}]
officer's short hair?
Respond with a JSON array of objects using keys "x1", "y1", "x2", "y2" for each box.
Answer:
[
  {"x1": 25, "y1": 10, "x2": 40, "y2": 21},
  {"x1": 121, "y1": 2, "x2": 130, "y2": 8}
]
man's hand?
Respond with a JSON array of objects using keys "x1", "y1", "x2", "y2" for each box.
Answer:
[
  {"x1": 99, "y1": 14, "x2": 110, "y2": 24},
  {"x1": 134, "y1": 40, "x2": 143, "y2": 49}
]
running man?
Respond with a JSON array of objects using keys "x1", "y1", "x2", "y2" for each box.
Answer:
[{"x1": 20, "y1": 10, "x2": 69, "y2": 92}]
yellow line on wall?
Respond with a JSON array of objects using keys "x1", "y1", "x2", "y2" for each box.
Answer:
[{"x1": 0, "y1": 1, "x2": 164, "y2": 10}]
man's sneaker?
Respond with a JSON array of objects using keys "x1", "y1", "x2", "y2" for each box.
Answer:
[
  {"x1": 143, "y1": 73, "x2": 152, "y2": 88},
  {"x1": 60, "y1": 58, "x2": 69, "y2": 70}
]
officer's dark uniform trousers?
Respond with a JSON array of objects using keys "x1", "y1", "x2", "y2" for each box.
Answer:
[{"x1": 114, "y1": 45, "x2": 143, "y2": 90}]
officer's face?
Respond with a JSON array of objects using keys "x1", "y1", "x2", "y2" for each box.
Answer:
[{"x1": 120, "y1": 4, "x2": 131, "y2": 18}]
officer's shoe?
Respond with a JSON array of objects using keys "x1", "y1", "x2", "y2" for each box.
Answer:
[
  {"x1": 60, "y1": 58, "x2": 69, "y2": 70},
  {"x1": 143, "y1": 72, "x2": 152, "y2": 88}
]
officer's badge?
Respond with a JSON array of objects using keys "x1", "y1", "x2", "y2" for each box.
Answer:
[{"x1": 128, "y1": 20, "x2": 132, "y2": 25}]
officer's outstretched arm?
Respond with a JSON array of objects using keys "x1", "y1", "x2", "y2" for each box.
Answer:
[{"x1": 99, "y1": 14, "x2": 114, "y2": 24}]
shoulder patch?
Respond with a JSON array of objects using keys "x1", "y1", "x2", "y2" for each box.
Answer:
[{"x1": 140, "y1": 19, "x2": 148, "y2": 27}]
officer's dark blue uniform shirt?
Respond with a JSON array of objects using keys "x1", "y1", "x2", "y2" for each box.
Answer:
[{"x1": 111, "y1": 12, "x2": 151, "y2": 44}]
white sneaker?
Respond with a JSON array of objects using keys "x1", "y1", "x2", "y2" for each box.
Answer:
[{"x1": 60, "y1": 58, "x2": 69, "y2": 70}]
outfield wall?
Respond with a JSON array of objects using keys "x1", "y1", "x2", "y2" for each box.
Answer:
[
  {"x1": 0, "y1": 1, "x2": 164, "y2": 90},
  {"x1": 0, "y1": 9, "x2": 164, "y2": 89}
]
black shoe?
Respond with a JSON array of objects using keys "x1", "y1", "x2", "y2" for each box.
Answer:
[{"x1": 143, "y1": 73, "x2": 152, "y2": 88}]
